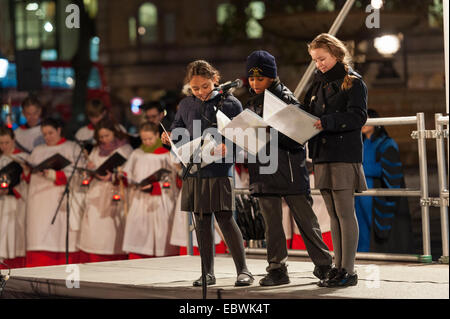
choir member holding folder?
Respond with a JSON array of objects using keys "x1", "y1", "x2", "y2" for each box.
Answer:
[
  {"x1": 0, "y1": 127, "x2": 27, "y2": 269},
  {"x1": 121, "y1": 122, "x2": 180, "y2": 259},
  {"x1": 23, "y1": 118, "x2": 84, "y2": 267},
  {"x1": 244, "y1": 50, "x2": 332, "y2": 286},
  {"x1": 14, "y1": 95, "x2": 46, "y2": 154},
  {"x1": 78, "y1": 118, "x2": 133, "y2": 263}
]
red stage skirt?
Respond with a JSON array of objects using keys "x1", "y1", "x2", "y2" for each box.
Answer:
[
  {"x1": 1, "y1": 257, "x2": 26, "y2": 269},
  {"x1": 79, "y1": 251, "x2": 128, "y2": 263},
  {"x1": 26, "y1": 251, "x2": 80, "y2": 267}
]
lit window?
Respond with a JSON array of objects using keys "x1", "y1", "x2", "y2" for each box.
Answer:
[
  {"x1": 316, "y1": 0, "x2": 335, "y2": 12},
  {"x1": 14, "y1": 1, "x2": 57, "y2": 59},
  {"x1": 246, "y1": 1, "x2": 265, "y2": 39},
  {"x1": 139, "y1": 3, "x2": 158, "y2": 44},
  {"x1": 87, "y1": 67, "x2": 101, "y2": 89},
  {"x1": 83, "y1": 0, "x2": 98, "y2": 18},
  {"x1": 217, "y1": 3, "x2": 236, "y2": 25},
  {"x1": 90, "y1": 36, "x2": 100, "y2": 62}
]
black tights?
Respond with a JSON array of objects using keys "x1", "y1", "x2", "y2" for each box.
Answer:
[{"x1": 194, "y1": 211, "x2": 249, "y2": 276}]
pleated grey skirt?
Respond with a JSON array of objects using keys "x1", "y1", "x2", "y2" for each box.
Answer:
[
  {"x1": 180, "y1": 176, "x2": 235, "y2": 214},
  {"x1": 313, "y1": 162, "x2": 368, "y2": 192}
]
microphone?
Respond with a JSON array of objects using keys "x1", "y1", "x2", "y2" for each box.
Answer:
[
  {"x1": 75, "y1": 138, "x2": 94, "y2": 146},
  {"x1": 215, "y1": 79, "x2": 243, "y2": 93}
]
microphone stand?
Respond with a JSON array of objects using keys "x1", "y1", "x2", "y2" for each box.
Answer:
[
  {"x1": 51, "y1": 141, "x2": 85, "y2": 264},
  {"x1": 181, "y1": 91, "x2": 228, "y2": 299}
]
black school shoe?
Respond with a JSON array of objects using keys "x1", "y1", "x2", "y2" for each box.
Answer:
[
  {"x1": 259, "y1": 266, "x2": 290, "y2": 286},
  {"x1": 193, "y1": 274, "x2": 216, "y2": 286},
  {"x1": 320, "y1": 268, "x2": 358, "y2": 288},
  {"x1": 235, "y1": 272, "x2": 254, "y2": 287},
  {"x1": 317, "y1": 267, "x2": 340, "y2": 287},
  {"x1": 313, "y1": 265, "x2": 332, "y2": 280}
]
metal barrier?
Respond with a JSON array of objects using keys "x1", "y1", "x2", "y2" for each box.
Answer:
[
  {"x1": 187, "y1": 113, "x2": 449, "y2": 264},
  {"x1": 434, "y1": 114, "x2": 449, "y2": 264}
]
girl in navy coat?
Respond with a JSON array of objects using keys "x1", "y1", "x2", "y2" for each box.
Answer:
[{"x1": 162, "y1": 60, "x2": 253, "y2": 287}]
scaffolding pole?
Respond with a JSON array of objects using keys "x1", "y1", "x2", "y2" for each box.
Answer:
[
  {"x1": 435, "y1": 114, "x2": 449, "y2": 264},
  {"x1": 293, "y1": 0, "x2": 356, "y2": 99}
]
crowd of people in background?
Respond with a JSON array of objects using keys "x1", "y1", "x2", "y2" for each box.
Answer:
[{"x1": 1, "y1": 37, "x2": 414, "y2": 286}]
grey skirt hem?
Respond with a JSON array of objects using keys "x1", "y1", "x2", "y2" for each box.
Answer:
[
  {"x1": 180, "y1": 176, "x2": 235, "y2": 214},
  {"x1": 313, "y1": 162, "x2": 368, "y2": 192}
]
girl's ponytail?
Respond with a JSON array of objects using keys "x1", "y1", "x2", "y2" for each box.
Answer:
[{"x1": 342, "y1": 64, "x2": 356, "y2": 91}]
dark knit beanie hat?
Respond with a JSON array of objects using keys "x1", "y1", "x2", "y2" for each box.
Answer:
[{"x1": 246, "y1": 50, "x2": 277, "y2": 78}]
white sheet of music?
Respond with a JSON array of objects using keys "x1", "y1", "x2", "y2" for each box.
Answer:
[
  {"x1": 216, "y1": 109, "x2": 269, "y2": 156},
  {"x1": 263, "y1": 90, "x2": 320, "y2": 145},
  {"x1": 170, "y1": 133, "x2": 222, "y2": 174}
]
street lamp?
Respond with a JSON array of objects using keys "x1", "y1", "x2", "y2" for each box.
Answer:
[
  {"x1": 373, "y1": 34, "x2": 402, "y2": 81},
  {"x1": 374, "y1": 34, "x2": 401, "y2": 57},
  {"x1": 371, "y1": 0, "x2": 383, "y2": 10}
]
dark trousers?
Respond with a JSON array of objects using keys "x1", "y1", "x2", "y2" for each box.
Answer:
[{"x1": 258, "y1": 194, "x2": 332, "y2": 271}]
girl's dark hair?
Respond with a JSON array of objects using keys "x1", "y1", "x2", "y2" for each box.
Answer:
[
  {"x1": 367, "y1": 109, "x2": 389, "y2": 139},
  {"x1": 184, "y1": 60, "x2": 221, "y2": 85},
  {"x1": 0, "y1": 126, "x2": 15, "y2": 139},
  {"x1": 86, "y1": 99, "x2": 107, "y2": 118},
  {"x1": 139, "y1": 121, "x2": 160, "y2": 135},
  {"x1": 94, "y1": 117, "x2": 129, "y2": 142},
  {"x1": 41, "y1": 117, "x2": 64, "y2": 131}
]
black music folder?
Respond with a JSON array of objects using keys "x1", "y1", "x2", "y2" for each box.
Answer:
[
  {"x1": 30, "y1": 153, "x2": 71, "y2": 173},
  {"x1": 138, "y1": 168, "x2": 171, "y2": 187},
  {"x1": 84, "y1": 152, "x2": 127, "y2": 176},
  {"x1": 137, "y1": 168, "x2": 171, "y2": 193},
  {"x1": 0, "y1": 161, "x2": 23, "y2": 189}
]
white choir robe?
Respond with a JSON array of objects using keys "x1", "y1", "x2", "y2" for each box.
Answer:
[
  {"x1": 75, "y1": 124, "x2": 95, "y2": 142},
  {"x1": 78, "y1": 144, "x2": 133, "y2": 255},
  {"x1": 26, "y1": 140, "x2": 85, "y2": 253},
  {"x1": 170, "y1": 192, "x2": 223, "y2": 250},
  {"x1": 14, "y1": 125, "x2": 45, "y2": 153},
  {"x1": 122, "y1": 148, "x2": 180, "y2": 257},
  {"x1": 0, "y1": 152, "x2": 28, "y2": 261}
]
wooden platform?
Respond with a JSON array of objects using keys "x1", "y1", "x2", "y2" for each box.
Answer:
[{"x1": 2, "y1": 255, "x2": 448, "y2": 299}]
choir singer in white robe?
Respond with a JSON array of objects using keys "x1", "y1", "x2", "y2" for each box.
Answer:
[
  {"x1": 122, "y1": 122, "x2": 181, "y2": 259},
  {"x1": 0, "y1": 127, "x2": 28, "y2": 269},
  {"x1": 78, "y1": 118, "x2": 133, "y2": 263},
  {"x1": 24, "y1": 118, "x2": 85, "y2": 267}
]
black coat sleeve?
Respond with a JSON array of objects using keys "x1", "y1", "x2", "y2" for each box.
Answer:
[{"x1": 320, "y1": 78, "x2": 368, "y2": 132}]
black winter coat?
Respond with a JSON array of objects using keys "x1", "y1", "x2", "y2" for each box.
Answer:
[
  {"x1": 170, "y1": 92, "x2": 243, "y2": 178},
  {"x1": 304, "y1": 62, "x2": 368, "y2": 164},
  {"x1": 245, "y1": 79, "x2": 310, "y2": 197}
]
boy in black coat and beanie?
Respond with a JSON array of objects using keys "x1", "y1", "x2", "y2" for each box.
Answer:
[{"x1": 244, "y1": 50, "x2": 332, "y2": 286}]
